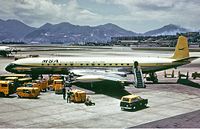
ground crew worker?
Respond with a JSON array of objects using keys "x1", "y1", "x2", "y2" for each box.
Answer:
[
  {"x1": 85, "y1": 96, "x2": 95, "y2": 106},
  {"x1": 67, "y1": 89, "x2": 71, "y2": 103},
  {"x1": 62, "y1": 87, "x2": 66, "y2": 100}
]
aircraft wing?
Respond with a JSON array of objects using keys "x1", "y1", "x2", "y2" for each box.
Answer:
[
  {"x1": 69, "y1": 69, "x2": 128, "y2": 83},
  {"x1": 70, "y1": 69, "x2": 127, "y2": 76},
  {"x1": 173, "y1": 57, "x2": 199, "y2": 62}
]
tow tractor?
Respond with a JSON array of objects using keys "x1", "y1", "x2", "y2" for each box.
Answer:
[
  {"x1": 192, "y1": 72, "x2": 200, "y2": 79},
  {"x1": 120, "y1": 94, "x2": 148, "y2": 110}
]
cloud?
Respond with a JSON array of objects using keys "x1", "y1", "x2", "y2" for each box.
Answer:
[
  {"x1": 0, "y1": 0, "x2": 200, "y2": 32},
  {"x1": 0, "y1": 0, "x2": 101, "y2": 27},
  {"x1": 91, "y1": 0, "x2": 200, "y2": 31}
]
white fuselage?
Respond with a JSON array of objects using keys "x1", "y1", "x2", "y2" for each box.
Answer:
[{"x1": 6, "y1": 56, "x2": 186, "y2": 75}]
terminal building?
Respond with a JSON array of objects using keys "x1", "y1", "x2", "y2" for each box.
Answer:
[
  {"x1": 111, "y1": 32, "x2": 200, "y2": 47},
  {"x1": 111, "y1": 36, "x2": 176, "y2": 47}
]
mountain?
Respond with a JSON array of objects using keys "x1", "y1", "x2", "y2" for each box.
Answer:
[
  {"x1": 144, "y1": 24, "x2": 189, "y2": 36},
  {"x1": 0, "y1": 19, "x2": 195, "y2": 43},
  {"x1": 24, "y1": 22, "x2": 137, "y2": 43},
  {"x1": 0, "y1": 19, "x2": 36, "y2": 41}
]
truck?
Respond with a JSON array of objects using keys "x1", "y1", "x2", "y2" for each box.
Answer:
[
  {"x1": 53, "y1": 80, "x2": 64, "y2": 94},
  {"x1": 16, "y1": 87, "x2": 40, "y2": 98},
  {"x1": 192, "y1": 72, "x2": 200, "y2": 79},
  {"x1": 0, "y1": 80, "x2": 15, "y2": 96},
  {"x1": 70, "y1": 89, "x2": 86, "y2": 103},
  {"x1": 120, "y1": 94, "x2": 148, "y2": 110}
]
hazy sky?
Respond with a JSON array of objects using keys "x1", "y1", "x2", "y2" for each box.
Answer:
[{"x1": 0, "y1": 0, "x2": 200, "y2": 32}]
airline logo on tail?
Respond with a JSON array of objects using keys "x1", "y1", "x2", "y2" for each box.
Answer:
[{"x1": 178, "y1": 47, "x2": 185, "y2": 50}]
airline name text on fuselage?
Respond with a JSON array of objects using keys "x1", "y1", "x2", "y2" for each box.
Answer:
[
  {"x1": 42, "y1": 59, "x2": 59, "y2": 63},
  {"x1": 42, "y1": 59, "x2": 106, "y2": 64}
]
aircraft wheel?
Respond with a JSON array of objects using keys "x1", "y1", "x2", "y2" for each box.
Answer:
[{"x1": 153, "y1": 79, "x2": 158, "y2": 84}]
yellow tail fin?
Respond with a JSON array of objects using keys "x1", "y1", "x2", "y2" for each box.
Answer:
[{"x1": 171, "y1": 36, "x2": 189, "y2": 59}]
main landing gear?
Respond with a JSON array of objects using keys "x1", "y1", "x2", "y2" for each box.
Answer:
[
  {"x1": 30, "y1": 74, "x2": 43, "y2": 80},
  {"x1": 146, "y1": 72, "x2": 158, "y2": 83}
]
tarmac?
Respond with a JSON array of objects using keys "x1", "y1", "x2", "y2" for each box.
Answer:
[{"x1": 0, "y1": 46, "x2": 200, "y2": 128}]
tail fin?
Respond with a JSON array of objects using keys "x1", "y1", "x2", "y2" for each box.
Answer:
[{"x1": 171, "y1": 36, "x2": 189, "y2": 59}]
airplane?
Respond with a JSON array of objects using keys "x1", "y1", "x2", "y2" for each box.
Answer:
[
  {"x1": 0, "y1": 46, "x2": 17, "y2": 57},
  {"x1": 5, "y1": 36, "x2": 198, "y2": 84}
]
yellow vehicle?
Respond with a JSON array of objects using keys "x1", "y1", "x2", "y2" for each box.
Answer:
[
  {"x1": 49, "y1": 75, "x2": 62, "y2": 85},
  {"x1": 18, "y1": 77, "x2": 32, "y2": 86},
  {"x1": 120, "y1": 94, "x2": 148, "y2": 110},
  {"x1": 0, "y1": 74, "x2": 27, "y2": 80},
  {"x1": 32, "y1": 79, "x2": 48, "y2": 92},
  {"x1": 16, "y1": 87, "x2": 40, "y2": 98},
  {"x1": 0, "y1": 81, "x2": 15, "y2": 96},
  {"x1": 40, "y1": 79, "x2": 48, "y2": 92},
  {"x1": 5, "y1": 76, "x2": 18, "y2": 81},
  {"x1": 4, "y1": 77, "x2": 19, "y2": 89},
  {"x1": 25, "y1": 82, "x2": 38, "y2": 89},
  {"x1": 70, "y1": 89, "x2": 86, "y2": 103},
  {"x1": 32, "y1": 80, "x2": 43, "y2": 91},
  {"x1": 53, "y1": 80, "x2": 64, "y2": 94}
]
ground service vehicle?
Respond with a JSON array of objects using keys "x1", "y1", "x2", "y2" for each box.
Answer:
[
  {"x1": 32, "y1": 79, "x2": 48, "y2": 92},
  {"x1": 0, "y1": 74, "x2": 27, "y2": 80},
  {"x1": 49, "y1": 75, "x2": 62, "y2": 85},
  {"x1": 0, "y1": 81, "x2": 15, "y2": 96},
  {"x1": 192, "y1": 72, "x2": 200, "y2": 79},
  {"x1": 32, "y1": 80, "x2": 42, "y2": 91},
  {"x1": 53, "y1": 80, "x2": 64, "y2": 94},
  {"x1": 120, "y1": 94, "x2": 148, "y2": 110},
  {"x1": 16, "y1": 87, "x2": 40, "y2": 98},
  {"x1": 4, "y1": 77, "x2": 20, "y2": 90},
  {"x1": 25, "y1": 82, "x2": 42, "y2": 96},
  {"x1": 18, "y1": 77, "x2": 32, "y2": 86},
  {"x1": 40, "y1": 79, "x2": 48, "y2": 91},
  {"x1": 70, "y1": 89, "x2": 86, "y2": 103},
  {"x1": 25, "y1": 82, "x2": 38, "y2": 88}
]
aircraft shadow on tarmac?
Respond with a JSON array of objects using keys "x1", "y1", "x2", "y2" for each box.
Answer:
[
  {"x1": 145, "y1": 81, "x2": 178, "y2": 84},
  {"x1": 177, "y1": 79, "x2": 200, "y2": 88},
  {"x1": 73, "y1": 81, "x2": 131, "y2": 99}
]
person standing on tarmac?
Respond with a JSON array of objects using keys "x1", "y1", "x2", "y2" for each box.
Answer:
[
  {"x1": 67, "y1": 89, "x2": 71, "y2": 103},
  {"x1": 62, "y1": 87, "x2": 66, "y2": 100}
]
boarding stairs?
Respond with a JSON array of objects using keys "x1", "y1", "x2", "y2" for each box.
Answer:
[{"x1": 133, "y1": 67, "x2": 145, "y2": 88}]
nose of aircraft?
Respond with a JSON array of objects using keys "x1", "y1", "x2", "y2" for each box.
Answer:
[{"x1": 5, "y1": 63, "x2": 15, "y2": 73}]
